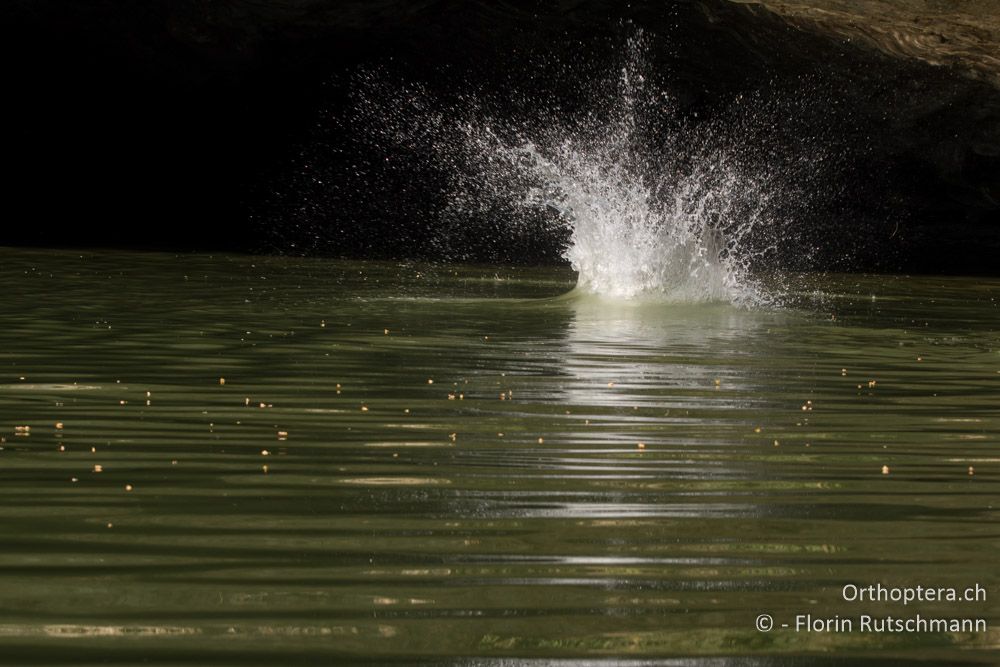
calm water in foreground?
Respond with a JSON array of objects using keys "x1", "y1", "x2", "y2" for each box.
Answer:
[{"x1": 0, "y1": 247, "x2": 998, "y2": 665}]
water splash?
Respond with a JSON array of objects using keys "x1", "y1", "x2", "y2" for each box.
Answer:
[
  {"x1": 517, "y1": 140, "x2": 766, "y2": 303},
  {"x1": 350, "y1": 31, "x2": 829, "y2": 306}
]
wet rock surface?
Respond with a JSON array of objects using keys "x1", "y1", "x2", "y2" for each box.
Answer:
[{"x1": 735, "y1": 0, "x2": 1000, "y2": 86}]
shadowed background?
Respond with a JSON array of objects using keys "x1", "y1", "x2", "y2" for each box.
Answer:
[{"x1": 3, "y1": 0, "x2": 998, "y2": 272}]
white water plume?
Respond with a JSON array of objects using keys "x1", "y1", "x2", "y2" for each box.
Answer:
[
  {"x1": 518, "y1": 140, "x2": 766, "y2": 303},
  {"x1": 352, "y1": 31, "x2": 825, "y2": 306}
]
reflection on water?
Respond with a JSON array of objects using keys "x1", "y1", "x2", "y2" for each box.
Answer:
[
  {"x1": 562, "y1": 294, "x2": 774, "y2": 407},
  {"x1": 0, "y1": 248, "x2": 997, "y2": 664}
]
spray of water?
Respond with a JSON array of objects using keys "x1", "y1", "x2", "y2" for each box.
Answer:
[{"x1": 347, "y1": 31, "x2": 831, "y2": 306}]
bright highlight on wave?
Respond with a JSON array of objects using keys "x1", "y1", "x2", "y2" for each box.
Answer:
[{"x1": 352, "y1": 30, "x2": 831, "y2": 306}]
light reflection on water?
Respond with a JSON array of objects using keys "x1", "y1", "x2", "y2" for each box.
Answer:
[{"x1": 0, "y1": 248, "x2": 997, "y2": 664}]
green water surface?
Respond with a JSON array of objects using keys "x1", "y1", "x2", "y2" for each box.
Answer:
[{"x1": 0, "y1": 247, "x2": 997, "y2": 665}]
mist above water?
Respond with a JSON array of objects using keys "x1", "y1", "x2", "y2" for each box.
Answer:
[{"x1": 349, "y1": 30, "x2": 838, "y2": 306}]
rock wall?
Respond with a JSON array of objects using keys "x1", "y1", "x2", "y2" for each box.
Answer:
[{"x1": 3, "y1": 0, "x2": 997, "y2": 272}]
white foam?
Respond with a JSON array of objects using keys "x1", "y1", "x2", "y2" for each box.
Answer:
[
  {"x1": 519, "y1": 141, "x2": 763, "y2": 304},
  {"x1": 355, "y1": 30, "x2": 811, "y2": 306}
]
